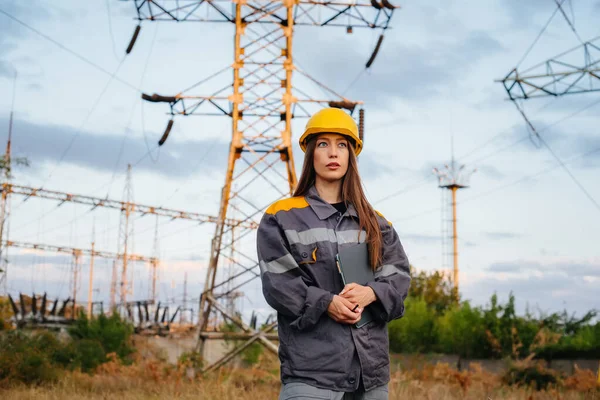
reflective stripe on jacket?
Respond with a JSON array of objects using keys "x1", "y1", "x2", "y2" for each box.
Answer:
[{"x1": 257, "y1": 185, "x2": 411, "y2": 391}]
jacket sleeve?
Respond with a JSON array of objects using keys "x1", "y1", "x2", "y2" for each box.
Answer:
[
  {"x1": 367, "y1": 219, "x2": 411, "y2": 323},
  {"x1": 257, "y1": 212, "x2": 334, "y2": 331}
]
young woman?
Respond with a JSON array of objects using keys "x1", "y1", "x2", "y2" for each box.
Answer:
[{"x1": 257, "y1": 108, "x2": 411, "y2": 400}]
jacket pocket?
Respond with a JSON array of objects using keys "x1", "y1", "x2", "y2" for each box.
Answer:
[
  {"x1": 366, "y1": 322, "x2": 390, "y2": 370},
  {"x1": 299, "y1": 246, "x2": 318, "y2": 265},
  {"x1": 288, "y1": 317, "x2": 351, "y2": 373}
]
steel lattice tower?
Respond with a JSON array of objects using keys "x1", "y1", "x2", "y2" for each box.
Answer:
[
  {"x1": 433, "y1": 156, "x2": 475, "y2": 295},
  {"x1": 124, "y1": 0, "x2": 399, "y2": 371},
  {"x1": 117, "y1": 164, "x2": 135, "y2": 306}
]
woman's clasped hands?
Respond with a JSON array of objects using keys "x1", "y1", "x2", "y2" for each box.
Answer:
[{"x1": 326, "y1": 283, "x2": 376, "y2": 325}]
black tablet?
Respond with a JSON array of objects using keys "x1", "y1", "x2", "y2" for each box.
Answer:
[{"x1": 336, "y1": 242, "x2": 375, "y2": 328}]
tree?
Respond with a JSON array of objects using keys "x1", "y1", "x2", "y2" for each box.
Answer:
[{"x1": 408, "y1": 268, "x2": 458, "y2": 315}]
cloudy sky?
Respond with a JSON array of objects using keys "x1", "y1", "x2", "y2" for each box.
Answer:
[{"x1": 0, "y1": 0, "x2": 599, "y2": 322}]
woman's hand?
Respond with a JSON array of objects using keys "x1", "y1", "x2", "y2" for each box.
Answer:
[
  {"x1": 339, "y1": 283, "x2": 377, "y2": 308},
  {"x1": 327, "y1": 295, "x2": 363, "y2": 324}
]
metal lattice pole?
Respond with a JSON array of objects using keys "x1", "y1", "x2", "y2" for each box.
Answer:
[
  {"x1": 433, "y1": 157, "x2": 475, "y2": 295},
  {"x1": 118, "y1": 165, "x2": 134, "y2": 306},
  {"x1": 0, "y1": 75, "x2": 15, "y2": 295}
]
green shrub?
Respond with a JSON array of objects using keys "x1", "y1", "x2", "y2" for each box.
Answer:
[
  {"x1": 241, "y1": 342, "x2": 263, "y2": 366},
  {"x1": 436, "y1": 301, "x2": 488, "y2": 358},
  {"x1": 69, "y1": 312, "x2": 134, "y2": 362},
  {"x1": 0, "y1": 331, "x2": 59, "y2": 385},
  {"x1": 0, "y1": 313, "x2": 134, "y2": 385},
  {"x1": 71, "y1": 339, "x2": 106, "y2": 373},
  {"x1": 388, "y1": 297, "x2": 437, "y2": 353},
  {"x1": 12, "y1": 349, "x2": 58, "y2": 385},
  {"x1": 535, "y1": 322, "x2": 600, "y2": 360}
]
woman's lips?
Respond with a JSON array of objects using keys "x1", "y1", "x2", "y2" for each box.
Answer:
[{"x1": 326, "y1": 162, "x2": 340, "y2": 170}]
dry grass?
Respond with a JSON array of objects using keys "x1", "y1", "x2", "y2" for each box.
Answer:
[{"x1": 1, "y1": 354, "x2": 598, "y2": 400}]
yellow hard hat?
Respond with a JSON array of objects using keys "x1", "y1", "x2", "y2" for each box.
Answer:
[{"x1": 299, "y1": 108, "x2": 363, "y2": 155}]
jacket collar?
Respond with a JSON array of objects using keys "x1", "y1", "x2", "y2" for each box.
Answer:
[{"x1": 305, "y1": 185, "x2": 358, "y2": 220}]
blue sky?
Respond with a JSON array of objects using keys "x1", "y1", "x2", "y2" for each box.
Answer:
[{"x1": 0, "y1": 0, "x2": 599, "y2": 321}]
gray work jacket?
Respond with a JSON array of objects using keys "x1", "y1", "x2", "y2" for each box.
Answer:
[{"x1": 257, "y1": 185, "x2": 411, "y2": 391}]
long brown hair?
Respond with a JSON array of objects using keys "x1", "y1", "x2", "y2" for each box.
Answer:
[{"x1": 293, "y1": 137, "x2": 383, "y2": 269}]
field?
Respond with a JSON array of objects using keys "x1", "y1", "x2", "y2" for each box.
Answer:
[{"x1": 1, "y1": 354, "x2": 598, "y2": 400}]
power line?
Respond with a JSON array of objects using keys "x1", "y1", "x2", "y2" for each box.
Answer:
[
  {"x1": 0, "y1": 7, "x2": 138, "y2": 92},
  {"x1": 140, "y1": 24, "x2": 161, "y2": 163},
  {"x1": 373, "y1": 176, "x2": 433, "y2": 206},
  {"x1": 537, "y1": 136, "x2": 600, "y2": 211},
  {"x1": 342, "y1": 69, "x2": 366, "y2": 96},
  {"x1": 468, "y1": 136, "x2": 529, "y2": 166},
  {"x1": 515, "y1": 0, "x2": 565, "y2": 68},
  {"x1": 157, "y1": 134, "x2": 224, "y2": 208},
  {"x1": 106, "y1": 23, "x2": 161, "y2": 197},
  {"x1": 393, "y1": 145, "x2": 600, "y2": 223},
  {"x1": 462, "y1": 95, "x2": 600, "y2": 167},
  {"x1": 105, "y1": 100, "x2": 141, "y2": 198},
  {"x1": 10, "y1": 140, "x2": 163, "y2": 245},
  {"x1": 458, "y1": 98, "x2": 559, "y2": 161},
  {"x1": 105, "y1": 0, "x2": 121, "y2": 61},
  {"x1": 463, "y1": 146, "x2": 600, "y2": 207},
  {"x1": 391, "y1": 43, "x2": 600, "y2": 229},
  {"x1": 40, "y1": 57, "x2": 126, "y2": 188},
  {"x1": 554, "y1": 0, "x2": 584, "y2": 45}
]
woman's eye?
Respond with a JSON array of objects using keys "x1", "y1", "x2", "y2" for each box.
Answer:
[
  {"x1": 317, "y1": 142, "x2": 327, "y2": 147},
  {"x1": 338, "y1": 142, "x2": 347, "y2": 148}
]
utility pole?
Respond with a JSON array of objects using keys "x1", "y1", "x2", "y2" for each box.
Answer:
[
  {"x1": 150, "y1": 216, "x2": 159, "y2": 304},
  {"x1": 0, "y1": 72, "x2": 16, "y2": 294},
  {"x1": 87, "y1": 241, "x2": 95, "y2": 317},
  {"x1": 110, "y1": 260, "x2": 117, "y2": 311},
  {"x1": 118, "y1": 164, "x2": 134, "y2": 305},
  {"x1": 71, "y1": 251, "x2": 82, "y2": 317},
  {"x1": 181, "y1": 272, "x2": 187, "y2": 324},
  {"x1": 433, "y1": 146, "x2": 475, "y2": 296},
  {"x1": 125, "y1": 0, "x2": 399, "y2": 372},
  {"x1": 150, "y1": 259, "x2": 158, "y2": 305}
]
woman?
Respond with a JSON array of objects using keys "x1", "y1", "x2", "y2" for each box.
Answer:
[{"x1": 257, "y1": 108, "x2": 411, "y2": 400}]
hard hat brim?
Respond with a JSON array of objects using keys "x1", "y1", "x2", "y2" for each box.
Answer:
[{"x1": 299, "y1": 128, "x2": 363, "y2": 156}]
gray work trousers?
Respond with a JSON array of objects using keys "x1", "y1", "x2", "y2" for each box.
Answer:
[{"x1": 279, "y1": 382, "x2": 388, "y2": 400}]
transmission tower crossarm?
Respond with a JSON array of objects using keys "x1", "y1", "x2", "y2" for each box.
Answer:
[
  {"x1": 143, "y1": 93, "x2": 361, "y2": 118},
  {"x1": 4, "y1": 240, "x2": 157, "y2": 263},
  {"x1": 2, "y1": 184, "x2": 256, "y2": 229},
  {"x1": 127, "y1": 0, "x2": 396, "y2": 27},
  {"x1": 498, "y1": 37, "x2": 600, "y2": 100}
]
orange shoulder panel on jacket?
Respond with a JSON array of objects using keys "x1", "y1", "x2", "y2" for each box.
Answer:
[
  {"x1": 375, "y1": 210, "x2": 392, "y2": 226},
  {"x1": 265, "y1": 197, "x2": 310, "y2": 215}
]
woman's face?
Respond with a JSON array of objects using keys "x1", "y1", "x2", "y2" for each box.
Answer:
[{"x1": 312, "y1": 133, "x2": 350, "y2": 183}]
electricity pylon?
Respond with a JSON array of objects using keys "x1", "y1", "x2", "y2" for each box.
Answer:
[
  {"x1": 0, "y1": 73, "x2": 16, "y2": 294},
  {"x1": 0, "y1": 113, "x2": 12, "y2": 295},
  {"x1": 124, "y1": 0, "x2": 400, "y2": 371},
  {"x1": 433, "y1": 155, "x2": 475, "y2": 296},
  {"x1": 118, "y1": 165, "x2": 135, "y2": 306}
]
